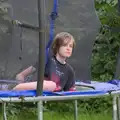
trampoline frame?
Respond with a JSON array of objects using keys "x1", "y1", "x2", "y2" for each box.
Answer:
[{"x1": 0, "y1": 90, "x2": 120, "y2": 120}]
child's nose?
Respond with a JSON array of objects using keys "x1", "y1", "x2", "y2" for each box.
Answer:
[{"x1": 66, "y1": 47, "x2": 70, "y2": 50}]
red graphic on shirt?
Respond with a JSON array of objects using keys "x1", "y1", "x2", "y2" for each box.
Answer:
[{"x1": 51, "y1": 73, "x2": 61, "y2": 91}]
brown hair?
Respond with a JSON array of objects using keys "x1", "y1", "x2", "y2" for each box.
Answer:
[{"x1": 51, "y1": 32, "x2": 76, "y2": 55}]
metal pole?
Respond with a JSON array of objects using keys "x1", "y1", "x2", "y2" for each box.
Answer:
[
  {"x1": 74, "y1": 100, "x2": 78, "y2": 120},
  {"x1": 118, "y1": 96, "x2": 120, "y2": 120},
  {"x1": 2, "y1": 103, "x2": 7, "y2": 120},
  {"x1": 118, "y1": 0, "x2": 120, "y2": 13},
  {"x1": 113, "y1": 96, "x2": 118, "y2": 120},
  {"x1": 37, "y1": 0, "x2": 46, "y2": 96},
  {"x1": 37, "y1": 0, "x2": 46, "y2": 119},
  {"x1": 38, "y1": 101, "x2": 43, "y2": 120},
  {"x1": 114, "y1": 48, "x2": 120, "y2": 79}
]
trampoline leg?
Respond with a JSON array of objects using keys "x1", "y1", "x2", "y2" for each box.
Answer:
[
  {"x1": 2, "y1": 103, "x2": 7, "y2": 120},
  {"x1": 37, "y1": 101, "x2": 43, "y2": 120},
  {"x1": 74, "y1": 100, "x2": 78, "y2": 120},
  {"x1": 113, "y1": 96, "x2": 118, "y2": 120},
  {"x1": 118, "y1": 96, "x2": 120, "y2": 120}
]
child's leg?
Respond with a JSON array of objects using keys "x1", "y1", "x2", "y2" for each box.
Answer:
[
  {"x1": 13, "y1": 81, "x2": 56, "y2": 91},
  {"x1": 43, "y1": 80, "x2": 56, "y2": 91}
]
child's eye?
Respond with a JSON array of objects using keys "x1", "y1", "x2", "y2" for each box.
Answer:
[
  {"x1": 62, "y1": 43, "x2": 67, "y2": 47},
  {"x1": 69, "y1": 44, "x2": 73, "y2": 48}
]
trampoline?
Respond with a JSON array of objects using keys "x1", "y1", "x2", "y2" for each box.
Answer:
[{"x1": 0, "y1": 0, "x2": 120, "y2": 120}]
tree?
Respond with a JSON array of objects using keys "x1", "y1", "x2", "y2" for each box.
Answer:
[{"x1": 92, "y1": 0, "x2": 120, "y2": 81}]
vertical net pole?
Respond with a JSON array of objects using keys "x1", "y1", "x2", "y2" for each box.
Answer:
[
  {"x1": 74, "y1": 100, "x2": 78, "y2": 120},
  {"x1": 118, "y1": 0, "x2": 120, "y2": 12},
  {"x1": 113, "y1": 96, "x2": 118, "y2": 120},
  {"x1": 2, "y1": 103, "x2": 7, "y2": 120},
  {"x1": 36, "y1": 0, "x2": 46, "y2": 96},
  {"x1": 38, "y1": 101, "x2": 43, "y2": 120},
  {"x1": 118, "y1": 96, "x2": 120, "y2": 120},
  {"x1": 37, "y1": 0, "x2": 46, "y2": 119}
]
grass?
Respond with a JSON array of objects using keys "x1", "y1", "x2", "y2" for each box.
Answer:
[
  {"x1": 44, "y1": 112, "x2": 112, "y2": 120},
  {"x1": 2, "y1": 111, "x2": 112, "y2": 120},
  {"x1": 0, "y1": 102, "x2": 112, "y2": 120}
]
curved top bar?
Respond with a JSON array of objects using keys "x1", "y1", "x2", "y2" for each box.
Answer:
[{"x1": 0, "y1": 90, "x2": 119, "y2": 103}]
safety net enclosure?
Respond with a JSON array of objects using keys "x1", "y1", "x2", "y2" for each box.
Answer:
[{"x1": 0, "y1": 0, "x2": 100, "y2": 85}]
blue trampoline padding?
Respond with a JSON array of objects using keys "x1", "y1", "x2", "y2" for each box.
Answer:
[
  {"x1": 0, "y1": 90, "x2": 61, "y2": 97},
  {"x1": 0, "y1": 90, "x2": 36, "y2": 97},
  {"x1": 55, "y1": 90, "x2": 107, "y2": 95},
  {"x1": 0, "y1": 79, "x2": 120, "y2": 97},
  {"x1": 76, "y1": 80, "x2": 120, "y2": 91},
  {"x1": 0, "y1": 89, "x2": 108, "y2": 98}
]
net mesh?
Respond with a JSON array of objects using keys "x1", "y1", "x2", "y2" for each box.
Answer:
[{"x1": 0, "y1": 0, "x2": 100, "y2": 83}]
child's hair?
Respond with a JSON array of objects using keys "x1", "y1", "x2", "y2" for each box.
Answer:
[{"x1": 52, "y1": 32, "x2": 76, "y2": 55}]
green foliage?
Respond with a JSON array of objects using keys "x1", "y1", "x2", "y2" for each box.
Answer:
[
  {"x1": 78, "y1": 97, "x2": 112, "y2": 113},
  {"x1": 5, "y1": 97, "x2": 112, "y2": 117},
  {"x1": 44, "y1": 97, "x2": 112, "y2": 114},
  {"x1": 92, "y1": 0, "x2": 120, "y2": 81}
]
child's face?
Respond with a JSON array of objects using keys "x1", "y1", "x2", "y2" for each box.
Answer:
[{"x1": 57, "y1": 38, "x2": 74, "y2": 58}]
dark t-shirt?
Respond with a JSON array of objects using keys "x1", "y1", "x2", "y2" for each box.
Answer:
[{"x1": 33, "y1": 56, "x2": 76, "y2": 91}]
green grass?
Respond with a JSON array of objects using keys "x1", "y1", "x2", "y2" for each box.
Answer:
[
  {"x1": 44, "y1": 112, "x2": 112, "y2": 120},
  {"x1": 0, "y1": 103, "x2": 112, "y2": 120},
  {"x1": 3, "y1": 111, "x2": 112, "y2": 120}
]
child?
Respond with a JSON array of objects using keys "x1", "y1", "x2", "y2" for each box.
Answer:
[{"x1": 13, "y1": 32, "x2": 76, "y2": 91}]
